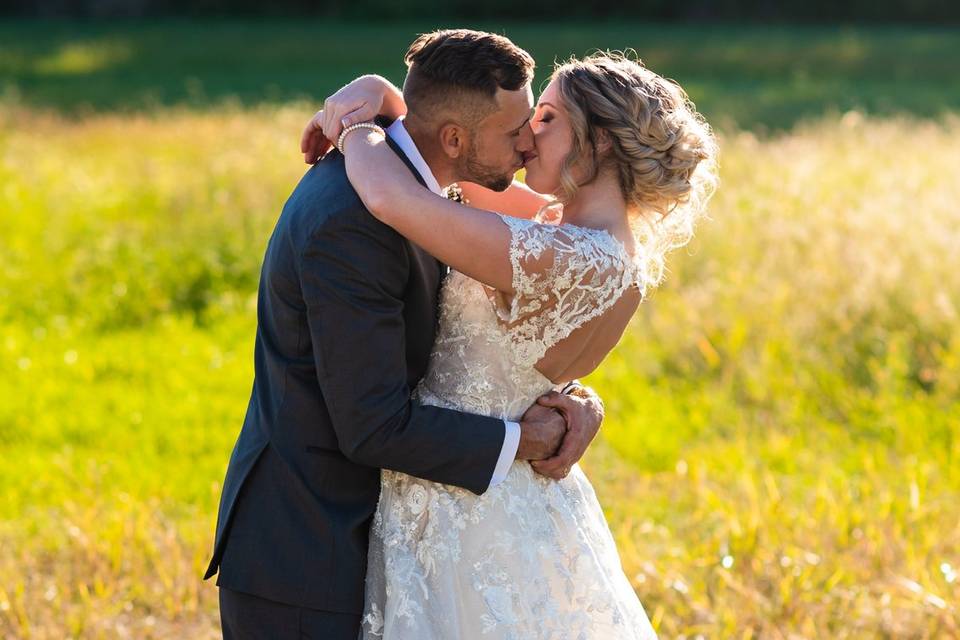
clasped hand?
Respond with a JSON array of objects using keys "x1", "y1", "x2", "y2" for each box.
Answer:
[{"x1": 520, "y1": 389, "x2": 604, "y2": 481}]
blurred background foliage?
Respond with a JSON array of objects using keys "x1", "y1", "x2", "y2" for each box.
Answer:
[{"x1": 1, "y1": 22, "x2": 958, "y2": 128}]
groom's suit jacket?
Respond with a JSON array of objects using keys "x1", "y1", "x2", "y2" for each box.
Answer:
[{"x1": 204, "y1": 137, "x2": 506, "y2": 614}]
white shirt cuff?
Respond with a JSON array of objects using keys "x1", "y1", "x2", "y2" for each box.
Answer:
[{"x1": 488, "y1": 420, "x2": 521, "y2": 489}]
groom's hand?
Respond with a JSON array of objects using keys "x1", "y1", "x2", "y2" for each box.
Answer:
[
  {"x1": 530, "y1": 388, "x2": 604, "y2": 481},
  {"x1": 516, "y1": 403, "x2": 566, "y2": 461}
]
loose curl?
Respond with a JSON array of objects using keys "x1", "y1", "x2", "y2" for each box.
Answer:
[{"x1": 546, "y1": 51, "x2": 719, "y2": 295}]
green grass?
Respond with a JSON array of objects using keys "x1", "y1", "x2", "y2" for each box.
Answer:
[
  {"x1": 1, "y1": 20, "x2": 959, "y2": 129},
  {"x1": 1, "y1": 21, "x2": 959, "y2": 640}
]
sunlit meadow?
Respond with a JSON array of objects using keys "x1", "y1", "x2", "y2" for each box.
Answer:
[{"x1": 2, "y1": 21, "x2": 960, "y2": 640}]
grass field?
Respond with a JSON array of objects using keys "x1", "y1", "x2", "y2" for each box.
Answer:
[{"x1": 2, "y1": 20, "x2": 960, "y2": 640}]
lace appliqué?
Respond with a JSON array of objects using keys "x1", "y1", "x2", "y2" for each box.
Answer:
[{"x1": 489, "y1": 214, "x2": 643, "y2": 368}]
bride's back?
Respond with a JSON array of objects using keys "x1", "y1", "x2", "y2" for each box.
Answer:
[
  {"x1": 533, "y1": 287, "x2": 641, "y2": 383},
  {"x1": 415, "y1": 215, "x2": 644, "y2": 422}
]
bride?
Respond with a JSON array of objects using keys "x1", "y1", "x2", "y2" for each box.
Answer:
[{"x1": 303, "y1": 51, "x2": 717, "y2": 639}]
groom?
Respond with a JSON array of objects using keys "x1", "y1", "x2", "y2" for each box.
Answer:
[{"x1": 205, "y1": 29, "x2": 604, "y2": 638}]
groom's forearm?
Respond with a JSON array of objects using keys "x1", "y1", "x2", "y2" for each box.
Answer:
[{"x1": 327, "y1": 400, "x2": 505, "y2": 492}]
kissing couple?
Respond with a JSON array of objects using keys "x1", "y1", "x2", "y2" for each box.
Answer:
[{"x1": 206, "y1": 28, "x2": 718, "y2": 639}]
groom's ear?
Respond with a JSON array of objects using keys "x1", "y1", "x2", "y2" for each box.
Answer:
[{"x1": 438, "y1": 122, "x2": 467, "y2": 159}]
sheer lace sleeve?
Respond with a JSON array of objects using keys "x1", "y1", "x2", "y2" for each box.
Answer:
[{"x1": 487, "y1": 215, "x2": 641, "y2": 367}]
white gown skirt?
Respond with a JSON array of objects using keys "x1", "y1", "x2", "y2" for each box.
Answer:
[{"x1": 361, "y1": 460, "x2": 658, "y2": 639}]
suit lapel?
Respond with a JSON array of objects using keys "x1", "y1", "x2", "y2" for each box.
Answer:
[{"x1": 384, "y1": 133, "x2": 429, "y2": 190}]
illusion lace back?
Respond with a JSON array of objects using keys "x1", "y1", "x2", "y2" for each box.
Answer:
[{"x1": 361, "y1": 214, "x2": 658, "y2": 639}]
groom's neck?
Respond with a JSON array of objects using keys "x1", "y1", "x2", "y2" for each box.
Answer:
[{"x1": 404, "y1": 117, "x2": 458, "y2": 188}]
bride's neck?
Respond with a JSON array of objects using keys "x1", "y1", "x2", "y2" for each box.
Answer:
[{"x1": 559, "y1": 171, "x2": 632, "y2": 244}]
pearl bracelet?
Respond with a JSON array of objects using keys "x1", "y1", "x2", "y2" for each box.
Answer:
[{"x1": 337, "y1": 122, "x2": 386, "y2": 155}]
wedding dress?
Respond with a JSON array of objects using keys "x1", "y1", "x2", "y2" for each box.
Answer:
[{"x1": 361, "y1": 213, "x2": 658, "y2": 639}]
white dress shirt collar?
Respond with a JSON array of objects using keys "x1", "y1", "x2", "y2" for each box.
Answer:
[{"x1": 385, "y1": 117, "x2": 444, "y2": 196}]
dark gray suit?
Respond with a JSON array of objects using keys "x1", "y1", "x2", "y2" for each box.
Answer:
[{"x1": 205, "y1": 139, "x2": 506, "y2": 637}]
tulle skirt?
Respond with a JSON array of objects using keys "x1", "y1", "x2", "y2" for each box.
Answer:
[{"x1": 361, "y1": 460, "x2": 658, "y2": 639}]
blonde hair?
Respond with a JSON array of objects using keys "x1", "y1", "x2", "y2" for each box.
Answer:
[{"x1": 548, "y1": 51, "x2": 719, "y2": 294}]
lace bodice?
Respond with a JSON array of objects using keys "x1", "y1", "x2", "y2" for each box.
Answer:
[{"x1": 415, "y1": 214, "x2": 643, "y2": 421}]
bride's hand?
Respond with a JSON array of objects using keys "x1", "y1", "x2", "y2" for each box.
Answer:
[{"x1": 300, "y1": 74, "x2": 407, "y2": 164}]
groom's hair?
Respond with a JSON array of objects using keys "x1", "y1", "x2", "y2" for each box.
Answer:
[{"x1": 403, "y1": 29, "x2": 535, "y2": 126}]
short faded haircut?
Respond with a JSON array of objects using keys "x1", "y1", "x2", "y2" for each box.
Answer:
[{"x1": 402, "y1": 29, "x2": 535, "y2": 126}]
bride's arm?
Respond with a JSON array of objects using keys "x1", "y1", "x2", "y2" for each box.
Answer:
[
  {"x1": 458, "y1": 180, "x2": 554, "y2": 220},
  {"x1": 343, "y1": 128, "x2": 516, "y2": 293},
  {"x1": 303, "y1": 78, "x2": 555, "y2": 220},
  {"x1": 300, "y1": 75, "x2": 406, "y2": 164}
]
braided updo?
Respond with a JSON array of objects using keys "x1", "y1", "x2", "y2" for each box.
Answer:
[{"x1": 550, "y1": 51, "x2": 719, "y2": 291}]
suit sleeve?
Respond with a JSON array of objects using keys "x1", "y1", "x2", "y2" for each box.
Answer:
[{"x1": 300, "y1": 207, "x2": 507, "y2": 495}]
